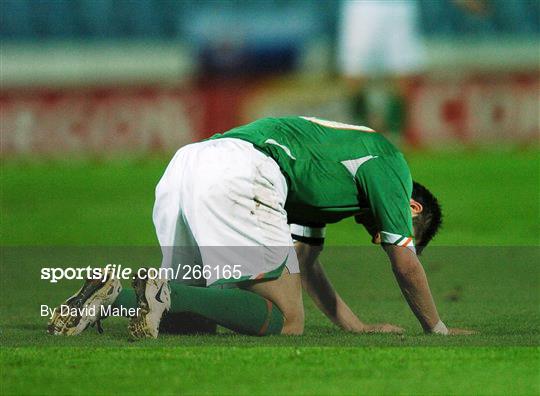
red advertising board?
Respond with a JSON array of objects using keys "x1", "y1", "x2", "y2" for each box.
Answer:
[
  {"x1": 407, "y1": 73, "x2": 539, "y2": 146},
  {"x1": 0, "y1": 87, "x2": 204, "y2": 155},
  {"x1": 1, "y1": 73, "x2": 538, "y2": 155}
]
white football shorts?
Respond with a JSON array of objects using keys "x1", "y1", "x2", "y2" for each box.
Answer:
[{"x1": 153, "y1": 138, "x2": 299, "y2": 286}]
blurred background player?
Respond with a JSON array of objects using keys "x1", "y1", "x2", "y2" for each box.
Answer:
[
  {"x1": 338, "y1": 0, "x2": 426, "y2": 141},
  {"x1": 337, "y1": 0, "x2": 493, "y2": 143}
]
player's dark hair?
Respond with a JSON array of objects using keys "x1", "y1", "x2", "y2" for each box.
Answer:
[{"x1": 412, "y1": 181, "x2": 443, "y2": 255}]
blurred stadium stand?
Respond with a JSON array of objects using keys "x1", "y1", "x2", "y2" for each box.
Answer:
[
  {"x1": 1, "y1": 0, "x2": 538, "y2": 154},
  {"x1": 2, "y1": 0, "x2": 538, "y2": 78},
  {"x1": 419, "y1": 0, "x2": 539, "y2": 36},
  {"x1": 1, "y1": 0, "x2": 538, "y2": 40}
]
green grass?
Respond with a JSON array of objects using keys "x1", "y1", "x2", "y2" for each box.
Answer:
[
  {"x1": 1, "y1": 149, "x2": 539, "y2": 395},
  {"x1": 2, "y1": 347, "x2": 538, "y2": 395}
]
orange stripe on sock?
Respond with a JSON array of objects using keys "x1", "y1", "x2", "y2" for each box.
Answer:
[
  {"x1": 403, "y1": 237, "x2": 412, "y2": 246},
  {"x1": 257, "y1": 299, "x2": 273, "y2": 336}
]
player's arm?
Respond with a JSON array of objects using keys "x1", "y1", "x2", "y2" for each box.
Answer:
[
  {"x1": 355, "y1": 156, "x2": 475, "y2": 335},
  {"x1": 384, "y1": 245, "x2": 474, "y2": 335},
  {"x1": 292, "y1": 225, "x2": 402, "y2": 333},
  {"x1": 384, "y1": 244, "x2": 442, "y2": 332},
  {"x1": 295, "y1": 241, "x2": 362, "y2": 332}
]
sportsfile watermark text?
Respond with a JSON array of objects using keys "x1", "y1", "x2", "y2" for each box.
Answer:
[{"x1": 41, "y1": 264, "x2": 243, "y2": 283}]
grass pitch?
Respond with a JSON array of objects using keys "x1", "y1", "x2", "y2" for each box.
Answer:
[{"x1": 1, "y1": 149, "x2": 539, "y2": 395}]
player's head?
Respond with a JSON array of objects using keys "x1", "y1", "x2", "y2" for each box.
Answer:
[{"x1": 411, "y1": 181, "x2": 443, "y2": 254}]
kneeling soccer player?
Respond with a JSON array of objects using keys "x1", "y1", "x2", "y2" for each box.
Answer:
[{"x1": 48, "y1": 116, "x2": 474, "y2": 339}]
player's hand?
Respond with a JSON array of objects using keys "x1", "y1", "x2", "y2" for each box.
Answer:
[
  {"x1": 360, "y1": 323, "x2": 405, "y2": 334},
  {"x1": 447, "y1": 328, "x2": 478, "y2": 335}
]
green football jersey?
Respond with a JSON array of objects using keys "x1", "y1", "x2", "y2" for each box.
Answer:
[{"x1": 210, "y1": 116, "x2": 415, "y2": 248}]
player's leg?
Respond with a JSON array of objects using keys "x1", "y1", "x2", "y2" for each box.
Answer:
[
  {"x1": 129, "y1": 265, "x2": 302, "y2": 339},
  {"x1": 243, "y1": 268, "x2": 304, "y2": 335},
  {"x1": 169, "y1": 266, "x2": 303, "y2": 335},
  {"x1": 125, "y1": 248, "x2": 302, "y2": 339},
  {"x1": 46, "y1": 267, "x2": 296, "y2": 338}
]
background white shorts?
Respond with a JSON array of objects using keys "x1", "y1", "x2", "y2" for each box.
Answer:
[
  {"x1": 153, "y1": 138, "x2": 299, "y2": 286},
  {"x1": 338, "y1": 0, "x2": 426, "y2": 77}
]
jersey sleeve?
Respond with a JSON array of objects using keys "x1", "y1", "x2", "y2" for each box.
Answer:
[{"x1": 355, "y1": 155, "x2": 415, "y2": 252}]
